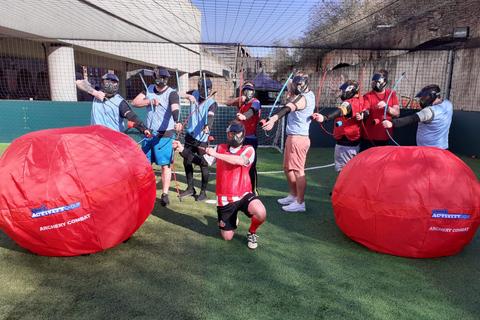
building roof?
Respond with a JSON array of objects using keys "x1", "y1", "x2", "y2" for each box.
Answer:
[{"x1": 0, "y1": 0, "x2": 201, "y2": 44}]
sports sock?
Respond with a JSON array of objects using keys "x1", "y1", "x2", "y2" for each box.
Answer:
[{"x1": 249, "y1": 216, "x2": 265, "y2": 234}]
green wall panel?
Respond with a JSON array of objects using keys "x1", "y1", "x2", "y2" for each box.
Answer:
[{"x1": 1, "y1": 101, "x2": 479, "y2": 158}]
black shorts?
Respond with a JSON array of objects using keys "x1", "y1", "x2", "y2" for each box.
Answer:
[{"x1": 217, "y1": 193, "x2": 258, "y2": 230}]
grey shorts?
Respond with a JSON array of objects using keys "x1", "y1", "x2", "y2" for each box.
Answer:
[{"x1": 334, "y1": 144, "x2": 359, "y2": 171}]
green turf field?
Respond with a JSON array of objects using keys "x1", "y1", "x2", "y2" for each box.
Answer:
[{"x1": 0, "y1": 146, "x2": 479, "y2": 320}]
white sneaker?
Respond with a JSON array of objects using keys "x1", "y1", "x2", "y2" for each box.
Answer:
[
  {"x1": 277, "y1": 194, "x2": 297, "y2": 205},
  {"x1": 247, "y1": 231, "x2": 258, "y2": 249},
  {"x1": 282, "y1": 201, "x2": 306, "y2": 212}
]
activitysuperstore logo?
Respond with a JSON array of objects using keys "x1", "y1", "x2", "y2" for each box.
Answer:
[
  {"x1": 431, "y1": 209, "x2": 470, "y2": 219},
  {"x1": 31, "y1": 202, "x2": 81, "y2": 218}
]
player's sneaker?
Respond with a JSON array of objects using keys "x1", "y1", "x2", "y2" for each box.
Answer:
[
  {"x1": 180, "y1": 188, "x2": 196, "y2": 199},
  {"x1": 196, "y1": 190, "x2": 207, "y2": 201},
  {"x1": 277, "y1": 194, "x2": 297, "y2": 205},
  {"x1": 282, "y1": 201, "x2": 306, "y2": 212},
  {"x1": 247, "y1": 231, "x2": 258, "y2": 250},
  {"x1": 160, "y1": 193, "x2": 170, "y2": 206}
]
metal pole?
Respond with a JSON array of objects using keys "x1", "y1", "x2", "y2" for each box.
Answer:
[{"x1": 444, "y1": 49, "x2": 455, "y2": 100}]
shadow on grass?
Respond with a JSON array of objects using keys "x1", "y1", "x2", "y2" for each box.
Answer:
[
  {"x1": 0, "y1": 224, "x2": 214, "y2": 319},
  {"x1": 0, "y1": 230, "x2": 33, "y2": 254},
  {"x1": 151, "y1": 198, "x2": 219, "y2": 240},
  {"x1": 406, "y1": 229, "x2": 480, "y2": 317}
]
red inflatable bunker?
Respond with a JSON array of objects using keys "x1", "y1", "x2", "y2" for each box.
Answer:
[
  {"x1": 333, "y1": 146, "x2": 480, "y2": 258},
  {"x1": 0, "y1": 125, "x2": 156, "y2": 256}
]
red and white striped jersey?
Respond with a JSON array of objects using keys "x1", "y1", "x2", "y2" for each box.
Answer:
[{"x1": 213, "y1": 144, "x2": 255, "y2": 206}]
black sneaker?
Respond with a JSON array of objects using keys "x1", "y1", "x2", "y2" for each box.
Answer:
[
  {"x1": 180, "y1": 188, "x2": 196, "y2": 199},
  {"x1": 160, "y1": 193, "x2": 170, "y2": 206},
  {"x1": 196, "y1": 190, "x2": 207, "y2": 201}
]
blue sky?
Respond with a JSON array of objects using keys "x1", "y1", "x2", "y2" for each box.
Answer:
[{"x1": 189, "y1": 0, "x2": 318, "y2": 47}]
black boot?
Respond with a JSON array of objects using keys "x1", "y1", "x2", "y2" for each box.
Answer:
[
  {"x1": 197, "y1": 190, "x2": 207, "y2": 201},
  {"x1": 180, "y1": 188, "x2": 196, "y2": 199}
]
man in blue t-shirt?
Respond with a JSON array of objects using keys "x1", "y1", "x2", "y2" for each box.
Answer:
[
  {"x1": 76, "y1": 73, "x2": 150, "y2": 135},
  {"x1": 382, "y1": 84, "x2": 453, "y2": 150}
]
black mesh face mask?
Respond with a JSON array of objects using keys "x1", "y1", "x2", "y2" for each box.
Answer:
[
  {"x1": 198, "y1": 78, "x2": 213, "y2": 98},
  {"x1": 101, "y1": 74, "x2": 119, "y2": 95},
  {"x1": 243, "y1": 89, "x2": 255, "y2": 101},
  {"x1": 416, "y1": 89, "x2": 440, "y2": 108},
  {"x1": 154, "y1": 76, "x2": 168, "y2": 88},
  {"x1": 292, "y1": 76, "x2": 308, "y2": 95},
  {"x1": 339, "y1": 83, "x2": 358, "y2": 101},
  {"x1": 242, "y1": 84, "x2": 255, "y2": 101},
  {"x1": 101, "y1": 80, "x2": 118, "y2": 95},
  {"x1": 371, "y1": 74, "x2": 387, "y2": 92},
  {"x1": 228, "y1": 132, "x2": 245, "y2": 148},
  {"x1": 154, "y1": 68, "x2": 170, "y2": 88},
  {"x1": 227, "y1": 124, "x2": 245, "y2": 148}
]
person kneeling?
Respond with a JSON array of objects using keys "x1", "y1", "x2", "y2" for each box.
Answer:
[{"x1": 172, "y1": 121, "x2": 267, "y2": 249}]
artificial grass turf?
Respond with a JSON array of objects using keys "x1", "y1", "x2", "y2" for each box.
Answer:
[
  {"x1": 0, "y1": 147, "x2": 479, "y2": 319},
  {"x1": 0, "y1": 143, "x2": 9, "y2": 156}
]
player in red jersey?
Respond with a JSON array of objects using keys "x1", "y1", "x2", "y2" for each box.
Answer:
[
  {"x1": 172, "y1": 120, "x2": 266, "y2": 249},
  {"x1": 225, "y1": 81, "x2": 261, "y2": 195},
  {"x1": 356, "y1": 69, "x2": 400, "y2": 151},
  {"x1": 313, "y1": 80, "x2": 367, "y2": 172}
]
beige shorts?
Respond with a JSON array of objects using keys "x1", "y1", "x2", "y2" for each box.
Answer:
[{"x1": 283, "y1": 135, "x2": 310, "y2": 171}]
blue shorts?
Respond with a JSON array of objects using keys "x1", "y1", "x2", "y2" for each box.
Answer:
[{"x1": 142, "y1": 135, "x2": 174, "y2": 166}]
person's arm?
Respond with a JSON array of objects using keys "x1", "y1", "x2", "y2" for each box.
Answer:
[
  {"x1": 119, "y1": 101, "x2": 150, "y2": 134},
  {"x1": 204, "y1": 102, "x2": 218, "y2": 132},
  {"x1": 76, "y1": 79, "x2": 104, "y2": 101},
  {"x1": 181, "y1": 91, "x2": 197, "y2": 104},
  {"x1": 286, "y1": 93, "x2": 307, "y2": 111},
  {"x1": 205, "y1": 146, "x2": 254, "y2": 167},
  {"x1": 386, "y1": 104, "x2": 400, "y2": 117},
  {"x1": 383, "y1": 107, "x2": 434, "y2": 128},
  {"x1": 225, "y1": 96, "x2": 242, "y2": 106},
  {"x1": 225, "y1": 95, "x2": 246, "y2": 107},
  {"x1": 387, "y1": 92, "x2": 400, "y2": 117},
  {"x1": 131, "y1": 90, "x2": 152, "y2": 108},
  {"x1": 237, "y1": 100, "x2": 260, "y2": 121},
  {"x1": 286, "y1": 78, "x2": 295, "y2": 100},
  {"x1": 206, "y1": 148, "x2": 245, "y2": 166},
  {"x1": 168, "y1": 91, "x2": 181, "y2": 130},
  {"x1": 262, "y1": 95, "x2": 306, "y2": 131},
  {"x1": 169, "y1": 90, "x2": 180, "y2": 112},
  {"x1": 172, "y1": 141, "x2": 204, "y2": 165},
  {"x1": 355, "y1": 108, "x2": 370, "y2": 121},
  {"x1": 314, "y1": 101, "x2": 352, "y2": 123},
  {"x1": 355, "y1": 95, "x2": 372, "y2": 121},
  {"x1": 378, "y1": 92, "x2": 400, "y2": 117}
]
